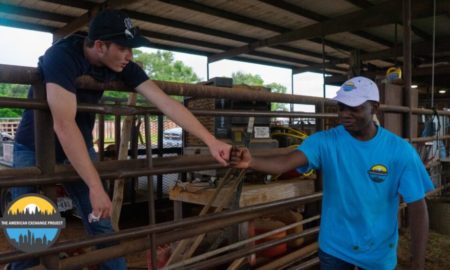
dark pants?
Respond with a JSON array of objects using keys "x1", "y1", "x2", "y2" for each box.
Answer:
[
  {"x1": 319, "y1": 249, "x2": 365, "y2": 270},
  {"x1": 9, "y1": 143, "x2": 126, "y2": 270}
]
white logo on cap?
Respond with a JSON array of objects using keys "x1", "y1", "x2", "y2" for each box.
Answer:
[
  {"x1": 123, "y1": 18, "x2": 134, "y2": 38},
  {"x1": 124, "y1": 17, "x2": 133, "y2": 30}
]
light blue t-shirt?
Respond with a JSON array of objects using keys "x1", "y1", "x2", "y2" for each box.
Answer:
[{"x1": 297, "y1": 125, "x2": 434, "y2": 270}]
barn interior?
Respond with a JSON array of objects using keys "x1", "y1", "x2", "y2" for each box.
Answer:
[{"x1": 0, "y1": 0, "x2": 449, "y2": 269}]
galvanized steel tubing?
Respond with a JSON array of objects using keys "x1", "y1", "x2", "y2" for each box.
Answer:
[
  {"x1": 0, "y1": 192, "x2": 323, "y2": 267},
  {"x1": 2, "y1": 64, "x2": 450, "y2": 122},
  {"x1": 0, "y1": 64, "x2": 330, "y2": 105},
  {"x1": 0, "y1": 148, "x2": 295, "y2": 187},
  {"x1": 0, "y1": 63, "x2": 445, "y2": 268}
]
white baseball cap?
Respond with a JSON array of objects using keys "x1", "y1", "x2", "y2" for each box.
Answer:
[{"x1": 333, "y1": 76, "x2": 379, "y2": 107}]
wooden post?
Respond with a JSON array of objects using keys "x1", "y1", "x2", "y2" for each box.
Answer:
[
  {"x1": 166, "y1": 169, "x2": 235, "y2": 264},
  {"x1": 98, "y1": 114, "x2": 105, "y2": 161},
  {"x1": 144, "y1": 113, "x2": 158, "y2": 270},
  {"x1": 33, "y1": 83, "x2": 58, "y2": 269},
  {"x1": 114, "y1": 103, "x2": 121, "y2": 159},
  {"x1": 111, "y1": 93, "x2": 137, "y2": 231},
  {"x1": 403, "y1": 0, "x2": 413, "y2": 140},
  {"x1": 157, "y1": 115, "x2": 164, "y2": 199}
]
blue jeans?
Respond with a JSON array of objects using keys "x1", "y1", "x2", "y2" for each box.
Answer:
[
  {"x1": 9, "y1": 143, "x2": 126, "y2": 270},
  {"x1": 319, "y1": 249, "x2": 365, "y2": 270}
]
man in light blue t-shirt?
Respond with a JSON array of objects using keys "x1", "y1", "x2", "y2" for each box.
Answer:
[{"x1": 231, "y1": 76, "x2": 434, "y2": 270}]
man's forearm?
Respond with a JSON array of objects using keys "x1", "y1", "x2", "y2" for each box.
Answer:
[
  {"x1": 164, "y1": 99, "x2": 215, "y2": 145},
  {"x1": 137, "y1": 80, "x2": 215, "y2": 145},
  {"x1": 249, "y1": 151, "x2": 305, "y2": 175},
  {"x1": 408, "y1": 199, "x2": 429, "y2": 269},
  {"x1": 249, "y1": 157, "x2": 287, "y2": 174},
  {"x1": 54, "y1": 121, "x2": 102, "y2": 189}
]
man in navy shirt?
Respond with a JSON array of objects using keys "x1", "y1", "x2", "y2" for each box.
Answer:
[
  {"x1": 11, "y1": 9, "x2": 231, "y2": 270},
  {"x1": 231, "y1": 77, "x2": 433, "y2": 270}
]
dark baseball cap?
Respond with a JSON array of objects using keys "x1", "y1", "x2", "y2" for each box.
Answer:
[{"x1": 88, "y1": 9, "x2": 151, "y2": 48}]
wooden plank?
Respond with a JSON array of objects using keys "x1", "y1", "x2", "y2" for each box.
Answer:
[
  {"x1": 167, "y1": 169, "x2": 236, "y2": 265},
  {"x1": 0, "y1": 3, "x2": 73, "y2": 23},
  {"x1": 208, "y1": 0, "x2": 447, "y2": 63},
  {"x1": 111, "y1": 93, "x2": 137, "y2": 231},
  {"x1": 53, "y1": 0, "x2": 145, "y2": 41},
  {"x1": 183, "y1": 173, "x2": 246, "y2": 260},
  {"x1": 296, "y1": 35, "x2": 450, "y2": 74},
  {"x1": 53, "y1": 9, "x2": 97, "y2": 40},
  {"x1": 380, "y1": 83, "x2": 403, "y2": 137},
  {"x1": 169, "y1": 178, "x2": 315, "y2": 208},
  {"x1": 260, "y1": 0, "x2": 393, "y2": 47},
  {"x1": 161, "y1": 0, "x2": 355, "y2": 54}
]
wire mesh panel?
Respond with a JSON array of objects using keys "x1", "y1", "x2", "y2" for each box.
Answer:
[
  {"x1": 92, "y1": 116, "x2": 182, "y2": 199},
  {"x1": 134, "y1": 116, "x2": 181, "y2": 196}
]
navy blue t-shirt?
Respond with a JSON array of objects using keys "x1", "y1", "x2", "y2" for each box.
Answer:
[{"x1": 15, "y1": 35, "x2": 149, "y2": 162}]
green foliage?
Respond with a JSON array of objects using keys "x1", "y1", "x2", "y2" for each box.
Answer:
[
  {"x1": 0, "y1": 108, "x2": 24, "y2": 117},
  {"x1": 0, "y1": 83, "x2": 28, "y2": 117},
  {"x1": 133, "y1": 50, "x2": 201, "y2": 83},
  {"x1": 231, "y1": 72, "x2": 288, "y2": 111},
  {"x1": 232, "y1": 71, "x2": 264, "y2": 86},
  {"x1": 103, "y1": 90, "x2": 129, "y2": 101},
  {"x1": 0, "y1": 83, "x2": 28, "y2": 98},
  {"x1": 103, "y1": 49, "x2": 201, "y2": 104},
  {"x1": 265, "y1": 82, "x2": 288, "y2": 111}
]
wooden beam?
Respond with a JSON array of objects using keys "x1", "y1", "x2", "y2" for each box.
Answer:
[
  {"x1": 43, "y1": 0, "x2": 338, "y2": 63},
  {"x1": 293, "y1": 66, "x2": 348, "y2": 76},
  {"x1": 126, "y1": 10, "x2": 339, "y2": 62},
  {"x1": 160, "y1": 0, "x2": 356, "y2": 54},
  {"x1": 324, "y1": 75, "x2": 350, "y2": 85},
  {"x1": 347, "y1": 0, "x2": 431, "y2": 40},
  {"x1": 295, "y1": 35, "x2": 450, "y2": 74},
  {"x1": 136, "y1": 42, "x2": 210, "y2": 56},
  {"x1": 360, "y1": 35, "x2": 450, "y2": 61},
  {"x1": 260, "y1": 0, "x2": 393, "y2": 47},
  {"x1": 410, "y1": 25, "x2": 432, "y2": 41},
  {"x1": 208, "y1": 0, "x2": 447, "y2": 63},
  {"x1": 141, "y1": 29, "x2": 229, "y2": 51},
  {"x1": 53, "y1": 7, "x2": 100, "y2": 40},
  {"x1": 126, "y1": 10, "x2": 254, "y2": 44},
  {"x1": 144, "y1": 41, "x2": 300, "y2": 70},
  {"x1": 139, "y1": 29, "x2": 339, "y2": 69},
  {"x1": 259, "y1": 0, "x2": 328, "y2": 22},
  {"x1": 415, "y1": 74, "x2": 450, "y2": 89},
  {"x1": 161, "y1": 0, "x2": 286, "y2": 33},
  {"x1": 0, "y1": 3, "x2": 73, "y2": 23},
  {"x1": 308, "y1": 38, "x2": 354, "y2": 53},
  {"x1": 53, "y1": 0, "x2": 144, "y2": 41},
  {"x1": 0, "y1": 18, "x2": 56, "y2": 33},
  {"x1": 131, "y1": 4, "x2": 352, "y2": 70},
  {"x1": 41, "y1": 0, "x2": 95, "y2": 10},
  {"x1": 344, "y1": 0, "x2": 374, "y2": 9},
  {"x1": 324, "y1": 65, "x2": 450, "y2": 87},
  {"x1": 208, "y1": 1, "x2": 403, "y2": 62},
  {"x1": 412, "y1": 65, "x2": 450, "y2": 76}
]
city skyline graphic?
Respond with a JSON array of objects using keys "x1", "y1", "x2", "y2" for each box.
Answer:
[{"x1": 0, "y1": 194, "x2": 65, "y2": 252}]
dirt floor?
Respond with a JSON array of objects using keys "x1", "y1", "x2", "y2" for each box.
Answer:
[
  {"x1": 0, "y1": 214, "x2": 449, "y2": 270},
  {"x1": 397, "y1": 229, "x2": 450, "y2": 270}
]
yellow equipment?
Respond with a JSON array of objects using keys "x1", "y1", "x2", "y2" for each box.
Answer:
[
  {"x1": 386, "y1": 67, "x2": 402, "y2": 81},
  {"x1": 270, "y1": 126, "x2": 314, "y2": 178}
]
